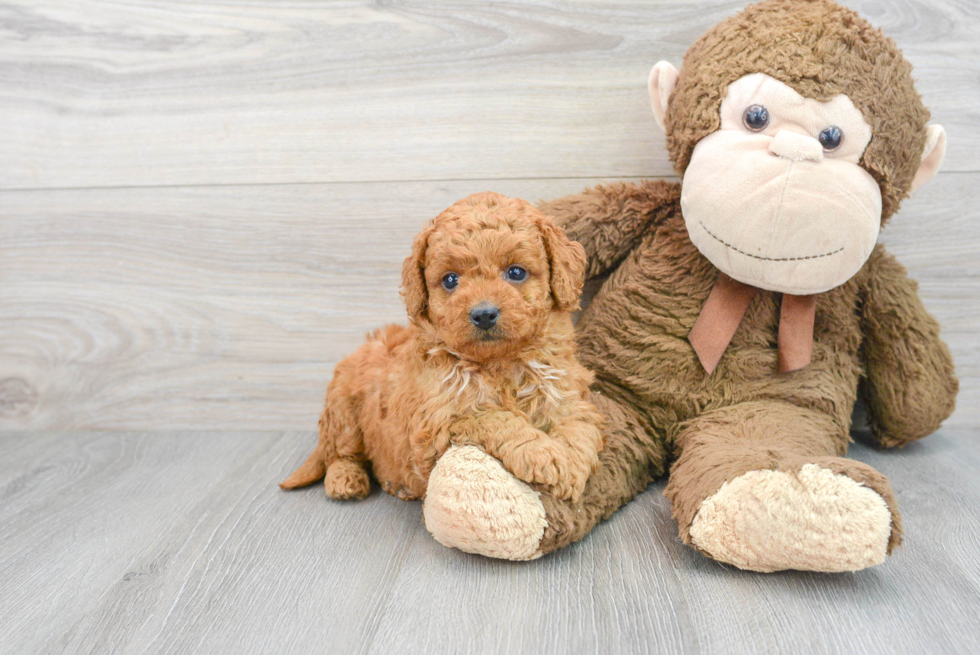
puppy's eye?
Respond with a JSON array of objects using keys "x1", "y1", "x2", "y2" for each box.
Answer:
[
  {"x1": 442, "y1": 272, "x2": 459, "y2": 291},
  {"x1": 818, "y1": 125, "x2": 843, "y2": 151},
  {"x1": 743, "y1": 105, "x2": 770, "y2": 132},
  {"x1": 506, "y1": 266, "x2": 527, "y2": 282}
]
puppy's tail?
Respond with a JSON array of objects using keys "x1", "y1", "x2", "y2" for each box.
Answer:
[{"x1": 279, "y1": 447, "x2": 326, "y2": 489}]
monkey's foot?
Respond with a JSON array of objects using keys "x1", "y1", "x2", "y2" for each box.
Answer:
[
  {"x1": 689, "y1": 463, "x2": 893, "y2": 572},
  {"x1": 423, "y1": 445, "x2": 548, "y2": 560}
]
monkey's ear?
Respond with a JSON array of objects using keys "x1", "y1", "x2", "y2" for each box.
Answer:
[
  {"x1": 648, "y1": 61, "x2": 679, "y2": 132},
  {"x1": 400, "y1": 224, "x2": 434, "y2": 321},
  {"x1": 538, "y1": 215, "x2": 587, "y2": 312},
  {"x1": 910, "y1": 124, "x2": 946, "y2": 193}
]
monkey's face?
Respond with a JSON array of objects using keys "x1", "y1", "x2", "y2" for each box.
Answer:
[{"x1": 680, "y1": 73, "x2": 882, "y2": 295}]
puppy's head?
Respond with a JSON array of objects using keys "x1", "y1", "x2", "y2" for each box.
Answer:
[{"x1": 401, "y1": 192, "x2": 586, "y2": 362}]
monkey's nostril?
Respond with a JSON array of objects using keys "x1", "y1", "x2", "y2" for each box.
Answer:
[{"x1": 469, "y1": 304, "x2": 499, "y2": 330}]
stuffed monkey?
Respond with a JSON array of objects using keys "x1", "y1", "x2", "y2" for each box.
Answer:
[{"x1": 422, "y1": 0, "x2": 958, "y2": 572}]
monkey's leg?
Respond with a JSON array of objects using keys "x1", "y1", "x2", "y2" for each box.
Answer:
[
  {"x1": 665, "y1": 400, "x2": 901, "y2": 572},
  {"x1": 423, "y1": 389, "x2": 666, "y2": 560}
]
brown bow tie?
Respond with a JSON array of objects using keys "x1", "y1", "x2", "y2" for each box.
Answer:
[{"x1": 688, "y1": 273, "x2": 816, "y2": 375}]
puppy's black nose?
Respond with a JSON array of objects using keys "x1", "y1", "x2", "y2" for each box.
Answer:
[{"x1": 470, "y1": 303, "x2": 499, "y2": 330}]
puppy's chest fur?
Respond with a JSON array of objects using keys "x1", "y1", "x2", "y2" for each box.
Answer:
[{"x1": 432, "y1": 353, "x2": 573, "y2": 425}]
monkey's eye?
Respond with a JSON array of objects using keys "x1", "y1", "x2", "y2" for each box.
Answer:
[
  {"x1": 506, "y1": 266, "x2": 528, "y2": 282},
  {"x1": 818, "y1": 126, "x2": 843, "y2": 151},
  {"x1": 743, "y1": 105, "x2": 770, "y2": 132},
  {"x1": 442, "y1": 272, "x2": 459, "y2": 290}
]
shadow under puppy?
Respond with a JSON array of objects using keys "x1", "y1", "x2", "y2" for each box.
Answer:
[{"x1": 281, "y1": 192, "x2": 603, "y2": 508}]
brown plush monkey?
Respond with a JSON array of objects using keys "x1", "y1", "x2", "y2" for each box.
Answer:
[{"x1": 422, "y1": 0, "x2": 958, "y2": 572}]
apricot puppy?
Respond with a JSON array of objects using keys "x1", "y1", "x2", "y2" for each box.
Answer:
[{"x1": 281, "y1": 192, "x2": 603, "y2": 503}]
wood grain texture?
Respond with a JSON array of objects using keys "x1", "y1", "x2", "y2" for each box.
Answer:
[
  {"x1": 0, "y1": 429, "x2": 978, "y2": 654},
  {"x1": 1, "y1": 0, "x2": 978, "y2": 190},
  {"x1": 2, "y1": 173, "x2": 976, "y2": 431}
]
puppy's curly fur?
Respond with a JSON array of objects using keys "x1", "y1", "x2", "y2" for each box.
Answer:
[{"x1": 281, "y1": 192, "x2": 603, "y2": 502}]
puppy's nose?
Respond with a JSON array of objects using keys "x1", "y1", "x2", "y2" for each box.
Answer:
[{"x1": 469, "y1": 303, "x2": 499, "y2": 330}]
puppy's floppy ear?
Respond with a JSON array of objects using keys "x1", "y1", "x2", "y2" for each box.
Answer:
[
  {"x1": 537, "y1": 213, "x2": 587, "y2": 311},
  {"x1": 401, "y1": 223, "x2": 434, "y2": 321}
]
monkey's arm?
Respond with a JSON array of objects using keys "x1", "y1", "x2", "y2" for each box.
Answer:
[
  {"x1": 859, "y1": 245, "x2": 958, "y2": 447},
  {"x1": 538, "y1": 180, "x2": 680, "y2": 279}
]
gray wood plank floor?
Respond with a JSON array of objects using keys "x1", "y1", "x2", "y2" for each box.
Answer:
[
  {"x1": 2, "y1": 0, "x2": 978, "y2": 432},
  {"x1": 2, "y1": 0, "x2": 979, "y2": 653},
  {"x1": 1, "y1": 428, "x2": 978, "y2": 654}
]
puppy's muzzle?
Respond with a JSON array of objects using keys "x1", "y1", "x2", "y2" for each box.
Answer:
[{"x1": 470, "y1": 303, "x2": 500, "y2": 331}]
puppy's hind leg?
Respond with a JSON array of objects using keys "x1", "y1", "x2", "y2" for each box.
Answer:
[
  {"x1": 281, "y1": 378, "x2": 371, "y2": 500},
  {"x1": 321, "y1": 391, "x2": 372, "y2": 500},
  {"x1": 325, "y1": 458, "x2": 371, "y2": 500}
]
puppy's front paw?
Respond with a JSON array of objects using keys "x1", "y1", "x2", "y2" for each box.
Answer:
[
  {"x1": 551, "y1": 452, "x2": 594, "y2": 503},
  {"x1": 501, "y1": 437, "x2": 585, "y2": 502},
  {"x1": 548, "y1": 425, "x2": 602, "y2": 502}
]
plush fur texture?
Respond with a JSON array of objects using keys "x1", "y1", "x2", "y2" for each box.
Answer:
[
  {"x1": 542, "y1": 181, "x2": 952, "y2": 565},
  {"x1": 422, "y1": 0, "x2": 958, "y2": 571},
  {"x1": 281, "y1": 193, "x2": 604, "y2": 506}
]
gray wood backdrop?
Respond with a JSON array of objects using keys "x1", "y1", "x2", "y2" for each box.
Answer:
[
  {"x1": 1, "y1": 1, "x2": 978, "y2": 654},
  {"x1": 2, "y1": 0, "x2": 977, "y2": 432}
]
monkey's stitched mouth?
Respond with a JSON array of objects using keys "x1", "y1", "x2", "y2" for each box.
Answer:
[{"x1": 698, "y1": 220, "x2": 844, "y2": 262}]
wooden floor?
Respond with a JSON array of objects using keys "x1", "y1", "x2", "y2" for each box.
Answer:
[
  {"x1": 2, "y1": 428, "x2": 979, "y2": 653},
  {"x1": 1, "y1": 1, "x2": 979, "y2": 653}
]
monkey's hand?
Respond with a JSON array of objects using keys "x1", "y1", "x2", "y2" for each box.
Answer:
[
  {"x1": 537, "y1": 180, "x2": 679, "y2": 280},
  {"x1": 859, "y1": 245, "x2": 958, "y2": 447}
]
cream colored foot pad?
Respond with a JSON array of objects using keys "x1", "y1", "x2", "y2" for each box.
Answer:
[
  {"x1": 690, "y1": 464, "x2": 891, "y2": 572},
  {"x1": 423, "y1": 445, "x2": 547, "y2": 561}
]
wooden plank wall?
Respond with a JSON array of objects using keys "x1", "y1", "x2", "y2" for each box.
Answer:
[{"x1": 2, "y1": 0, "x2": 978, "y2": 431}]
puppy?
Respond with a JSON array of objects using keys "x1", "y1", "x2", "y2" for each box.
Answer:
[{"x1": 280, "y1": 192, "x2": 603, "y2": 502}]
